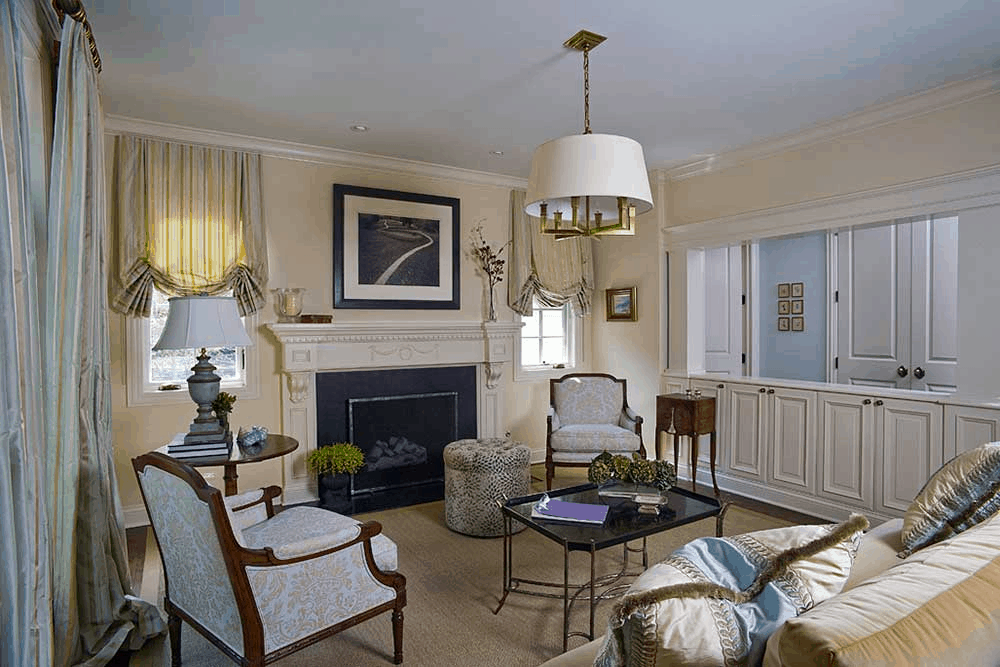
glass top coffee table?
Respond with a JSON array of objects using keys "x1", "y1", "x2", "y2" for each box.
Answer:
[{"x1": 493, "y1": 483, "x2": 726, "y2": 652}]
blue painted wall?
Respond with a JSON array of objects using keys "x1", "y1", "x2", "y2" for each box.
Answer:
[{"x1": 758, "y1": 233, "x2": 827, "y2": 382}]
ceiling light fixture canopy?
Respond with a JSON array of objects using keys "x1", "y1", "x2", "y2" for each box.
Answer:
[{"x1": 525, "y1": 30, "x2": 653, "y2": 239}]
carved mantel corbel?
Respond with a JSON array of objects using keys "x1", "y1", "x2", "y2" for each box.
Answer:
[{"x1": 286, "y1": 371, "x2": 311, "y2": 404}]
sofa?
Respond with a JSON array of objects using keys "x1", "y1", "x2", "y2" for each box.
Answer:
[{"x1": 541, "y1": 502, "x2": 1000, "y2": 666}]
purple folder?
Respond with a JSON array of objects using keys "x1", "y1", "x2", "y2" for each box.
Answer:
[{"x1": 532, "y1": 497, "x2": 609, "y2": 524}]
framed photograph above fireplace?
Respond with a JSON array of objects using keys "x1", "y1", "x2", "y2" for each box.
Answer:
[{"x1": 333, "y1": 184, "x2": 460, "y2": 309}]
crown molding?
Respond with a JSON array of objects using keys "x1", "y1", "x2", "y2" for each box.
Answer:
[
  {"x1": 662, "y1": 71, "x2": 1000, "y2": 181},
  {"x1": 104, "y1": 114, "x2": 529, "y2": 190},
  {"x1": 662, "y1": 163, "x2": 1000, "y2": 248}
]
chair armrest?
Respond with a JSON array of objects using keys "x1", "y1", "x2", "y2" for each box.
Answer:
[
  {"x1": 619, "y1": 406, "x2": 643, "y2": 433},
  {"x1": 226, "y1": 485, "x2": 281, "y2": 518}
]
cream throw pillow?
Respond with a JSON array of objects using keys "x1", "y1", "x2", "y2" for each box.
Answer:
[
  {"x1": 900, "y1": 441, "x2": 1000, "y2": 558},
  {"x1": 595, "y1": 514, "x2": 868, "y2": 667}
]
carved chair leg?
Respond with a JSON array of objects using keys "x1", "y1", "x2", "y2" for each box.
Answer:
[
  {"x1": 392, "y1": 606, "x2": 404, "y2": 665},
  {"x1": 168, "y1": 611, "x2": 182, "y2": 667},
  {"x1": 545, "y1": 461, "x2": 554, "y2": 490}
]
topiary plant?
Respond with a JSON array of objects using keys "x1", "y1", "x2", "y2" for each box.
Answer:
[{"x1": 306, "y1": 442, "x2": 365, "y2": 476}]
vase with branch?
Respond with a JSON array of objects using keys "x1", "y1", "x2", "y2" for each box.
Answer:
[{"x1": 469, "y1": 222, "x2": 511, "y2": 321}]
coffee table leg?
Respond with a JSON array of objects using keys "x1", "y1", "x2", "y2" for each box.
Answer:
[
  {"x1": 563, "y1": 543, "x2": 570, "y2": 653},
  {"x1": 493, "y1": 514, "x2": 512, "y2": 615},
  {"x1": 589, "y1": 543, "x2": 597, "y2": 641}
]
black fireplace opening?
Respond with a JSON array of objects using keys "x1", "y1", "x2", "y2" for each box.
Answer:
[{"x1": 316, "y1": 365, "x2": 477, "y2": 513}]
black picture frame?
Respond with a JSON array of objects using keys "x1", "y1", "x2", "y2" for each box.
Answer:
[{"x1": 333, "y1": 184, "x2": 460, "y2": 310}]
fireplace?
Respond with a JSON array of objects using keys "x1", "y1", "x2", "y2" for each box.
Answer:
[
  {"x1": 316, "y1": 366, "x2": 476, "y2": 510},
  {"x1": 267, "y1": 320, "x2": 522, "y2": 507}
]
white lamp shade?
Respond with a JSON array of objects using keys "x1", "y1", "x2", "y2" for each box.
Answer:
[
  {"x1": 524, "y1": 133, "x2": 654, "y2": 219},
  {"x1": 153, "y1": 296, "x2": 253, "y2": 350}
]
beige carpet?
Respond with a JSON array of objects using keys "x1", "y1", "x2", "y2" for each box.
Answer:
[{"x1": 135, "y1": 488, "x2": 794, "y2": 666}]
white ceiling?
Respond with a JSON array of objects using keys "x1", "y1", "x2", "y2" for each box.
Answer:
[{"x1": 88, "y1": 1, "x2": 999, "y2": 178}]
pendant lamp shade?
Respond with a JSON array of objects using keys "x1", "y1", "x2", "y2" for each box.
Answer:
[{"x1": 525, "y1": 133, "x2": 653, "y2": 222}]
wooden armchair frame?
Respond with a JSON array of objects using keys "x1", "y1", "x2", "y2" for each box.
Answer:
[
  {"x1": 546, "y1": 372, "x2": 645, "y2": 489},
  {"x1": 133, "y1": 452, "x2": 407, "y2": 666}
]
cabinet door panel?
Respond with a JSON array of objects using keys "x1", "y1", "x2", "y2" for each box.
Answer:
[
  {"x1": 726, "y1": 385, "x2": 765, "y2": 480},
  {"x1": 943, "y1": 405, "x2": 1000, "y2": 459},
  {"x1": 877, "y1": 399, "x2": 942, "y2": 515},
  {"x1": 768, "y1": 388, "x2": 816, "y2": 493},
  {"x1": 818, "y1": 393, "x2": 873, "y2": 508}
]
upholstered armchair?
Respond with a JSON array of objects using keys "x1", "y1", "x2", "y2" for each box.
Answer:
[
  {"x1": 546, "y1": 373, "x2": 645, "y2": 489},
  {"x1": 132, "y1": 452, "x2": 406, "y2": 666}
]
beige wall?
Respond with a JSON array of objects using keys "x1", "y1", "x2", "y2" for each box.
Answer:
[
  {"x1": 111, "y1": 151, "x2": 545, "y2": 524},
  {"x1": 668, "y1": 93, "x2": 1000, "y2": 226}
]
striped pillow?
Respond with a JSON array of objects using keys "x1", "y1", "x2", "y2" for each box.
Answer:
[{"x1": 900, "y1": 441, "x2": 1000, "y2": 558}]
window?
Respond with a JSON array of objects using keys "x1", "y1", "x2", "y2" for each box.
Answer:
[
  {"x1": 126, "y1": 287, "x2": 258, "y2": 406},
  {"x1": 515, "y1": 298, "x2": 581, "y2": 381}
]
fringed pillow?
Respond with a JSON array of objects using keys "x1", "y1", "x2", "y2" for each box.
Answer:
[
  {"x1": 899, "y1": 441, "x2": 1000, "y2": 558},
  {"x1": 595, "y1": 514, "x2": 868, "y2": 667}
]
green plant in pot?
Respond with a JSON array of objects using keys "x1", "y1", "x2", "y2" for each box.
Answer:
[
  {"x1": 211, "y1": 391, "x2": 237, "y2": 436},
  {"x1": 306, "y1": 442, "x2": 365, "y2": 512}
]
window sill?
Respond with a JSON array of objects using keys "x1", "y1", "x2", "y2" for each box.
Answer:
[{"x1": 514, "y1": 364, "x2": 577, "y2": 383}]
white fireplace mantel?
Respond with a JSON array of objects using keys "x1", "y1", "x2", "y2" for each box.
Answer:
[{"x1": 266, "y1": 320, "x2": 522, "y2": 504}]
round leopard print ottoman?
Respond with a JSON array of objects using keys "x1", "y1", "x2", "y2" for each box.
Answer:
[{"x1": 443, "y1": 438, "x2": 531, "y2": 537}]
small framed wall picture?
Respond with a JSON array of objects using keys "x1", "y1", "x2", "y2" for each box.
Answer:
[
  {"x1": 778, "y1": 300, "x2": 790, "y2": 315},
  {"x1": 792, "y1": 316, "x2": 805, "y2": 331},
  {"x1": 778, "y1": 317, "x2": 790, "y2": 331},
  {"x1": 791, "y1": 282, "x2": 804, "y2": 298},
  {"x1": 606, "y1": 287, "x2": 637, "y2": 322},
  {"x1": 791, "y1": 299, "x2": 804, "y2": 314},
  {"x1": 777, "y1": 283, "x2": 790, "y2": 298}
]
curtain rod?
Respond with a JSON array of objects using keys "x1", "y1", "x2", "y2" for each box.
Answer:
[{"x1": 51, "y1": 0, "x2": 102, "y2": 73}]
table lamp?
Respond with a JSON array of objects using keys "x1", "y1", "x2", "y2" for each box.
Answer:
[{"x1": 153, "y1": 295, "x2": 253, "y2": 446}]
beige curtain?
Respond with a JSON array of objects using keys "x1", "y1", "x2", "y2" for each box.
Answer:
[
  {"x1": 111, "y1": 135, "x2": 268, "y2": 317},
  {"x1": 507, "y1": 189, "x2": 594, "y2": 316},
  {"x1": 45, "y1": 20, "x2": 164, "y2": 666}
]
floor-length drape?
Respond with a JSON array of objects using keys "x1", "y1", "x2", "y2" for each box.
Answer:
[
  {"x1": 45, "y1": 19, "x2": 163, "y2": 667},
  {"x1": 508, "y1": 189, "x2": 594, "y2": 316},
  {"x1": 0, "y1": 2, "x2": 54, "y2": 665}
]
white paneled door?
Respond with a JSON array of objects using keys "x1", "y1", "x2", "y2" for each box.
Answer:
[
  {"x1": 704, "y1": 245, "x2": 743, "y2": 377},
  {"x1": 837, "y1": 216, "x2": 957, "y2": 391}
]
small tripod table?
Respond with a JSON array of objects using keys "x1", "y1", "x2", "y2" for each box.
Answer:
[{"x1": 656, "y1": 393, "x2": 719, "y2": 495}]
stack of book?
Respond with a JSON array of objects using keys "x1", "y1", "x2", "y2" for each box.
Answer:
[{"x1": 166, "y1": 432, "x2": 232, "y2": 460}]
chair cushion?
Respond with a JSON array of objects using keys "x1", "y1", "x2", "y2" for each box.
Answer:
[
  {"x1": 764, "y1": 510, "x2": 1000, "y2": 667},
  {"x1": 595, "y1": 515, "x2": 867, "y2": 667},
  {"x1": 242, "y1": 507, "x2": 398, "y2": 571},
  {"x1": 899, "y1": 441, "x2": 1000, "y2": 558},
  {"x1": 550, "y1": 424, "x2": 640, "y2": 454},
  {"x1": 553, "y1": 376, "x2": 624, "y2": 425}
]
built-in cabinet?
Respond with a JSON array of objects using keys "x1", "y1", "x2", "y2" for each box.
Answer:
[{"x1": 671, "y1": 374, "x2": 1000, "y2": 522}]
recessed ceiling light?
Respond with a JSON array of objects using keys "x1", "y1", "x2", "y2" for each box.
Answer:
[
  {"x1": 350, "y1": 124, "x2": 369, "y2": 132},
  {"x1": 489, "y1": 150, "x2": 504, "y2": 157}
]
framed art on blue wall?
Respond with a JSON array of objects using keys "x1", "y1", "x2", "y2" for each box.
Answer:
[{"x1": 333, "y1": 184, "x2": 460, "y2": 309}]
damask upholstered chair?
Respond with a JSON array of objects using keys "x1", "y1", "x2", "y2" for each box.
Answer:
[
  {"x1": 546, "y1": 373, "x2": 645, "y2": 489},
  {"x1": 132, "y1": 452, "x2": 406, "y2": 666}
]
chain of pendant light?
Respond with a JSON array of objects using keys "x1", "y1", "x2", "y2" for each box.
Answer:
[{"x1": 583, "y1": 45, "x2": 591, "y2": 134}]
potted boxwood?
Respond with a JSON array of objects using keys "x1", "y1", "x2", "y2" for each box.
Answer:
[
  {"x1": 306, "y1": 442, "x2": 365, "y2": 512},
  {"x1": 211, "y1": 391, "x2": 237, "y2": 436}
]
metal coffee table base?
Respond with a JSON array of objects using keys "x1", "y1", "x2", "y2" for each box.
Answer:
[{"x1": 493, "y1": 514, "x2": 651, "y2": 651}]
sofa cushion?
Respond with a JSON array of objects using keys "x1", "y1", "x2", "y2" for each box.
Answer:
[
  {"x1": 595, "y1": 515, "x2": 867, "y2": 667},
  {"x1": 764, "y1": 509, "x2": 1000, "y2": 667},
  {"x1": 841, "y1": 518, "x2": 903, "y2": 592},
  {"x1": 900, "y1": 441, "x2": 1000, "y2": 558}
]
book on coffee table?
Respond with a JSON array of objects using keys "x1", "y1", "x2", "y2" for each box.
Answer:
[{"x1": 530, "y1": 495, "x2": 609, "y2": 525}]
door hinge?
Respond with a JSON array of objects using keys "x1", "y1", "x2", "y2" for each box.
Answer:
[
  {"x1": 741, "y1": 353, "x2": 746, "y2": 364},
  {"x1": 834, "y1": 356, "x2": 839, "y2": 370},
  {"x1": 834, "y1": 290, "x2": 839, "y2": 303},
  {"x1": 741, "y1": 294, "x2": 746, "y2": 306}
]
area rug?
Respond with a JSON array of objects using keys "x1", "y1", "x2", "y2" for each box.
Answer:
[{"x1": 131, "y1": 491, "x2": 793, "y2": 666}]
